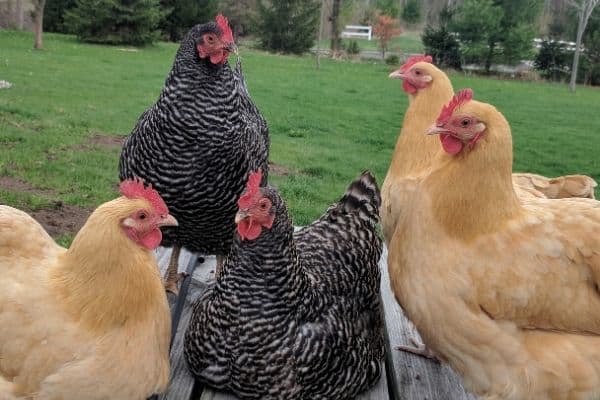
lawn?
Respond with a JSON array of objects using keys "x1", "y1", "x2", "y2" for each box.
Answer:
[
  {"x1": 315, "y1": 30, "x2": 424, "y2": 55},
  {"x1": 1, "y1": 29, "x2": 599, "y2": 245}
]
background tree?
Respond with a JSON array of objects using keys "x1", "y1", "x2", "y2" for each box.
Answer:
[
  {"x1": 65, "y1": 0, "x2": 164, "y2": 45},
  {"x1": 373, "y1": 14, "x2": 402, "y2": 58},
  {"x1": 568, "y1": 0, "x2": 599, "y2": 91},
  {"x1": 375, "y1": 0, "x2": 399, "y2": 18},
  {"x1": 451, "y1": 0, "x2": 543, "y2": 72},
  {"x1": 450, "y1": 0, "x2": 503, "y2": 71},
  {"x1": 330, "y1": 0, "x2": 342, "y2": 54},
  {"x1": 422, "y1": 6, "x2": 461, "y2": 69},
  {"x1": 534, "y1": 39, "x2": 571, "y2": 80},
  {"x1": 32, "y1": 0, "x2": 46, "y2": 48},
  {"x1": 256, "y1": 0, "x2": 320, "y2": 54},
  {"x1": 401, "y1": 0, "x2": 421, "y2": 25},
  {"x1": 44, "y1": 0, "x2": 76, "y2": 33},
  {"x1": 160, "y1": 0, "x2": 217, "y2": 42},
  {"x1": 218, "y1": 0, "x2": 258, "y2": 37}
]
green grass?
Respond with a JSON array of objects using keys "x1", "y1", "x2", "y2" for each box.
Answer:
[
  {"x1": 316, "y1": 30, "x2": 424, "y2": 55},
  {"x1": 1, "y1": 30, "x2": 599, "y2": 231}
]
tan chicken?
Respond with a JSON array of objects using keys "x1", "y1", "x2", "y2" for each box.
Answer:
[
  {"x1": 381, "y1": 55, "x2": 597, "y2": 244},
  {"x1": 0, "y1": 180, "x2": 177, "y2": 399},
  {"x1": 388, "y1": 89, "x2": 600, "y2": 399}
]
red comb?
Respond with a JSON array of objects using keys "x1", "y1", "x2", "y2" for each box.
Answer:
[
  {"x1": 119, "y1": 178, "x2": 169, "y2": 215},
  {"x1": 216, "y1": 14, "x2": 234, "y2": 44},
  {"x1": 400, "y1": 54, "x2": 433, "y2": 72},
  {"x1": 238, "y1": 171, "x2": 263, "y2": 209},
  {"x1": 436, "y1": 89, "x2": 474, "y2": 125}
]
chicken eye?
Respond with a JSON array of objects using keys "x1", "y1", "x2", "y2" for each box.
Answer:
[
  {"x1": 415, "y1": 69, "x2": 421, "y2": 75},
  {"x1": 139, "y1": 211, "x2": 147, "y2": 220},
  {"x1": 205, "y1": 34, "x2": 216, "y2": 44},
  {"x1": 461, "y1": 118, "x2": 470, "y2": 127},
  {"x1": 259, "y1": 202, "x2": 267, "y2": 210}
]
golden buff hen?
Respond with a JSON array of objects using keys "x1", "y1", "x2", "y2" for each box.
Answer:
[
  {"x1": 381, "y1": 55, "x2": 597, "y2": 245},
  {"x1": 388, "y1": 89, "x2": 600, "y2": 400},
  {"x1": 0, "y1": 180, "x2": 177, "y2": 399}
]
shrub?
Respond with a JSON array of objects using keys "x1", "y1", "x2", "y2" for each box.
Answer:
[
  {"x1": 534, "y1": 39, "x2": 571, "y2": 81},
  {"x1": 345, "y1": 40, "x2": 360, "y2": 55},
  {"x1": 385, "y1": 54, "x2": 399, "y2": 65},
  {"x1": 422, "y1": 25, "x2": 461, "y2": 69}
]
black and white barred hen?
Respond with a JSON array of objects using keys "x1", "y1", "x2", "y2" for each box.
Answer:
[
  {"x1": 119, "y1": 15, "x2": 269, "y2": 292},
  {"x1": 184, "y1": 171, "x2": 384, "y2": 400}
]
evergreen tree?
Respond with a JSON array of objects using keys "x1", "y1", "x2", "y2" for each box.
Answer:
[
  {"x1": 401, "y1": 0, "x2": 421, "y2": 25},
  {"x1": 44, "y1": 0, "x2": 77, "y2": 33},
  {"x1": 159, "y1": 0, "x2": 217, "y2": 42},
  {"x1": 256, "y1": 0, "x2": 320, "y2": 54},
  {"x1": 65, "y1": 0, "x2": 164, "y2": 45},
  {"x1": 451, "y1": 0, "x2": 543, "y2": 72}
]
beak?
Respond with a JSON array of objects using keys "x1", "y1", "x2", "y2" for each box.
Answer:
[
  {"x1": 235, "y1": 209, "x2": 249, "y2": 224},
  {"x1": 426, "y1": 124, "x2": 447, "y2": 135},
  {"x1": 388, "y1": 69, "x2": 405, "y2": 79},
  {"x1": 226, "y1": 42, "x2": 238, "y2": 55},
  {"x1": 158, "y1": 214, "x2": 178, "y2": 227}
]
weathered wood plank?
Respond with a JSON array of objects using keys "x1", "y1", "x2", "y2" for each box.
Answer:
[
  {"x1": 379, "y1": 247, "x2": 478, "y2": 400},
  {"x1": 156, "y1": 248, "x2": 215, "y2": 400}
]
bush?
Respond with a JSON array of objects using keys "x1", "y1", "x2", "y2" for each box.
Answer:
[
  {"x1": 385, "y1": 54, "x2": 399, "y2": 65},
  {"x1": 534, "y1": 39, "x2": 571, "y2": 81},
  {"x1": 44, "y1": 0, "x2": 77, "y2": 33},
  {"x1": 65, "y1": 0, "x2": 164, "y2": 45},
  {"x1": 159, "y1": 0, "x2": 217, "y2": 42},
  {"x1": 422, "y1": 25, "x2": 461, "y2": 69},
  {"x1": 345, "y1": 40, "x2": 360, "y2": 55},
  {"x1": 401, "y1": 0, "x2": 421, "y2": 25},
  {"x1": 256, "y1": 0, "x2": 320, "y2": 54}
]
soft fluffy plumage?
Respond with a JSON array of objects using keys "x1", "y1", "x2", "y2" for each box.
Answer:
[
  {"x1": 0, "y1": 187, "x2": 174, "y2": 399},
  {"x1": 381, "y1": 56, "x2": 598, "y2": 245},
  {"x1": 119, "y1": 18, "x2": 269, "y2": 259},
  {"x1": 184, "y1": 171, "x2": 384, "y2": 400},
  {"x1": 388, "y1": 90, "x2": 600, "y2": 399}
]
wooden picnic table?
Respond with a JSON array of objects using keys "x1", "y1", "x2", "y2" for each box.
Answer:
[{"x1": 155, "y1": 246, "x2": 477, "y2": 400}]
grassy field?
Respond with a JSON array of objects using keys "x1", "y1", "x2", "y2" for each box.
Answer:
[{"x1": 1, "y1": 29, "x2": 599, "y2": 245}]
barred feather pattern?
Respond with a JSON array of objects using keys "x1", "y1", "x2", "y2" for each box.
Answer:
[
  {"x1": 119, "y1": 22, "x2": 269, "y2": 256},
  {"x1": 184, "y1": 172, "x2": 384, "y2": 400}
]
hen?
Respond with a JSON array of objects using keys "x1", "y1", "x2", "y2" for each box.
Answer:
[
  {"x1": 119, "y1": 14, "x2": 269, "y2": 292},
  {"x1": 388, "y1": 89, "x2": 600, "y2": 399},
  {"x1": 0, "y1": 180, "x2": 177, "y2": 399},
  {"x1": 381, "y1": 55, "x2": 597, "y2": 244},
  {"x1": 184, "y1": 171, "x2": 384, "y2": 400}
]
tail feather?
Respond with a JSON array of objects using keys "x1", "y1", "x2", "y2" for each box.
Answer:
[
  {"x1": 336, "y1": 171, "x2": 381, "y2": 223},
  {"x1": 513, "y1": 173, "x2": 597, "y2": 199}
]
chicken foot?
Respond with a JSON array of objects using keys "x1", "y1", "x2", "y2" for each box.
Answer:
[{"x1": 396, "y1": 337, "x2": 439, "y2": 361}]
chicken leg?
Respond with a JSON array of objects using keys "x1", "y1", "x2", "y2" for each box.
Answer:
[
  {"x1": 396, "y1": 337, "x2": 439, "y2": 361},
  {"x1": 164, "y1": 245, "x2": 182, "y2": 295}
]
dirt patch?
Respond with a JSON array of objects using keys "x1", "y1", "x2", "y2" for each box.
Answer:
[
  {"x1": 69, "y1": 133, "x2": 126, "y2": 152},
  {"x1": 0, "y1": 177, "x2": 89, "y2": 238},
  {"x1": 0, "y1": 176, "x2": 55, "y2": 196},
  {"x1": 269, "y1": 162, "x2": 292, "y2": 176},
  {"x1": 88, "y1": 133, "x2": 126, "y2": 148},
  {"x1": 29, "y1": 202, "x2": 91, "y2": 238}
]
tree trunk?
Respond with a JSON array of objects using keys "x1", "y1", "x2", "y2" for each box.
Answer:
[
  {"x1": 568, "y1": 0, "x2": 598, "y2": 92},
  {"x1": 330, "y1": 0, "x2": 341, "y2": 53},
  {"x1": 569, "y1": 10, "x2": 585, "y2": 91},
  {"x1": 16, "y1": 0, "x2": 24, "y2": 29},
  {"x1": 33, "y1": 0, "x2": 46, "y2": 49},
  {"x1": 484, "y1": 41, "x2": 495, "y2": 74}
]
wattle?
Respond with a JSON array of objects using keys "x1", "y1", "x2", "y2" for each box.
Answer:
[
  {"x1": 440, "y1": 134, "x2": 464, "y2": 155},
  {"x1": 237, "y1": 219, "x2": 262, "y2": 241},
  {"x1": 402, "y1": 80, "x2": 417, "y2": 94},
  {"x1": 140, "y1": 228, "x2": 163, "y2": 250}
]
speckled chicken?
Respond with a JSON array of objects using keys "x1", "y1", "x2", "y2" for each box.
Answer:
[
  {"x1": 184, "y1": 171, "x2": 385, "y2": 400},
  {"x1": 119, "y1": 15, "x2": 269, "y2": 292}
]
